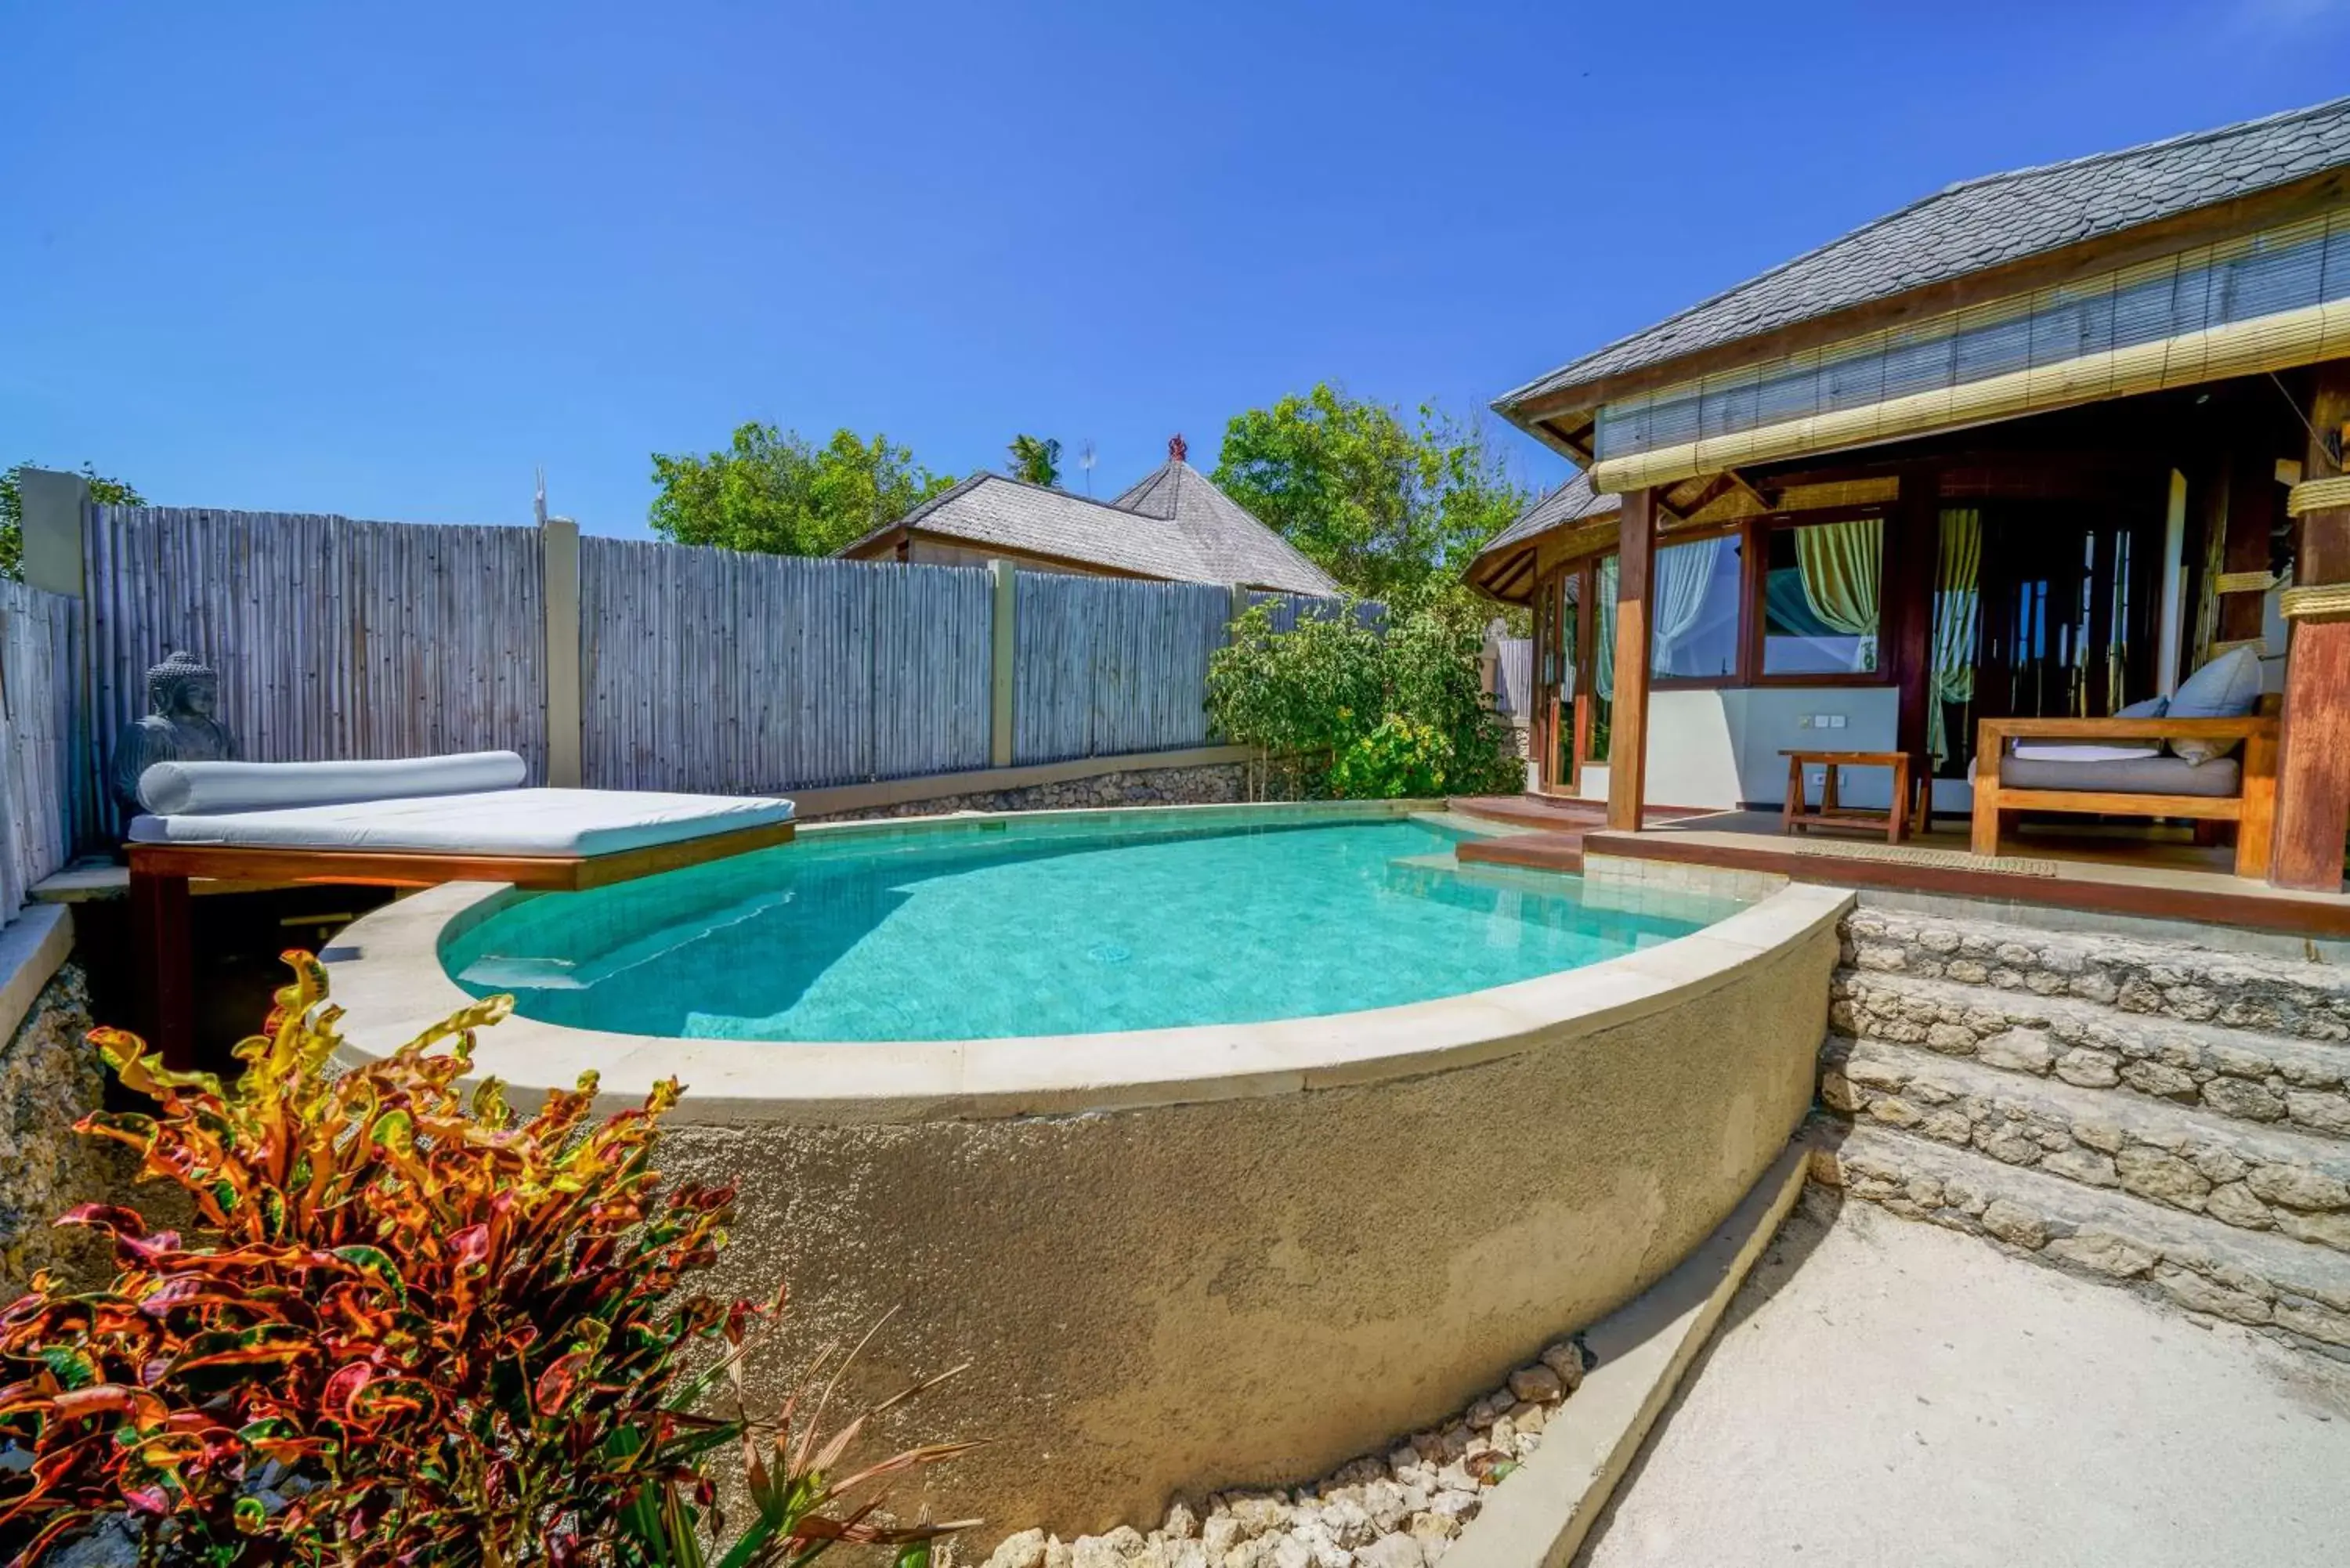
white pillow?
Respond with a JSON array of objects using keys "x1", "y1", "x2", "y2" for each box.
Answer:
[
  {"x1": 2164, "y1": 648, "x2": 2263, "y2": 765},
  {"x1": 138, "y1": 750, "x2": 529, "y2": 815}
]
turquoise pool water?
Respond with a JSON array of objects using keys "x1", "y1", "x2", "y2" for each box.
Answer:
[{"x1": 441, "y1": 815, "x2": 1746, "y2": 1041}]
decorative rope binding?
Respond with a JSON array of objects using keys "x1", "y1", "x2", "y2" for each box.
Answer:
[
  {"x1": 2212, "y1": 570, "x2": 2279, "y2": 595},
  {"x1": 2278, "y1": 582, "x2": 2350, "y2": 623},
  {"x1": 2285, "y1": 475, "x2": 2350, "y2": 518}
]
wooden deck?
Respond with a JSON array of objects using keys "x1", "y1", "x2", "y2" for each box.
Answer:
[
  {"x1": 1581, "y1": 809, "x2": 2350, "y2": 940},
  {"x1": 1445, "y1": 796, "x2": 1708, "y2": 874},
  {"x1": 1446, "y1": 793, "x2": 2350, "y2": 938}
]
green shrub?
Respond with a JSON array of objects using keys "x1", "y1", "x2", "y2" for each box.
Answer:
[
  {"x1": 0, "y1": 956, "x2": 968, "y2": 1566},
  {"x1": 1207, "y1": 594, "x2": 1517, "y2": 800}
]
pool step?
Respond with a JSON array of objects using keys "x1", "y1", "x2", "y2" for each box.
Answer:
[
  {"x1": 1842, "y1": 905, "x2": 2350, "y2": 1043},
  {"x1": 1804, "y1": 1115, "x2": 2350, "y2": 1357},
  {"x1": 1831, "y1": 966, "x2": 2350, "y2": 1137},
  {"x1": 1813, "y1": 903, "x2": 2350, "y2": 1358},
  {"x1": 1456, "y1": 830, "x2": 1586, "y2": 875},
  {"x1": 1820, "y1": 1035, "x2": 2350, "y2": 1252},
  {"x1": 1408, "y1": 809, "x2": 1545, "y2": 840}
]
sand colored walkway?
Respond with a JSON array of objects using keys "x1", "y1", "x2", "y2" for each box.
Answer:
[{"x1": 1579, "y1": 1191, "x2": 2350, "y2": 1568}]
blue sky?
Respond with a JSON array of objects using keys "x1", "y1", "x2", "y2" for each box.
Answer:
[{"x1": 5, "y1": 1, "x2": 2348, "y2": 538}]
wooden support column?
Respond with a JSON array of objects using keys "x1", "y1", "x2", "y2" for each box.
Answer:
[
  {"x1": 1886, "y1": 471, "x2": 1938, "y2": 788},
  {"x1": 2269, "y1": 362, "x2": 2350, "y2": 891},
  {"x1": 1606, "y1": 488, "x2": 1658, "y2": 832},
  {"x1": 2218, "y1": 446, "x2": 2283, "y2": 645},
  {"x1": 130, "y1": 865, "x2": 196, "y2": 1071}
]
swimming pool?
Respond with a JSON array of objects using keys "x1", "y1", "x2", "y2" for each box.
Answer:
[
  {"x1": 440, "y1": 813, "x2": 1745, "y2": 1040},
  {"x1": 327, "y1": 801, "x2": 1848, "y2": 1531}
]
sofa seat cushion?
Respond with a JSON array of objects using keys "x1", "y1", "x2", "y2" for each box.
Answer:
[{"x1": 1998, "y1": 753, "x2": 2242, "y2": 798}]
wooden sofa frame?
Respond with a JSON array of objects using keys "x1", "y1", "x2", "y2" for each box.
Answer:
[{"x1": 1969, "y1": 714, "x2": 2278, "y2": 876}]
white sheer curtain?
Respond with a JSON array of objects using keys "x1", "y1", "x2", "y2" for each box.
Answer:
[
  {"x1": 1650, "y1": 536, "x2": 1729, "y2": 673},
  {"x1": 1594, "y1": 555, "x2": 1618, "y2": 701}
]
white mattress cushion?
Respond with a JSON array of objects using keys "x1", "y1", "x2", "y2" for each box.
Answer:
[
  {"x1": 127, "y1": 788, "x2": 794, "y2": 858},
  {"x1": 138, "y1": 751, "x2": 529, "y2": 815},
  {"x1": 2010, "y1": 743, "x2": 2164, "y2": 764}
]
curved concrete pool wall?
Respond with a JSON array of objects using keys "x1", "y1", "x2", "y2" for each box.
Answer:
[{"x1": 319, "y1": 805, "x2": 1851, "y2": 1539}]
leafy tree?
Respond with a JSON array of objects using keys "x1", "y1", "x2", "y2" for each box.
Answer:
[
  {"x1": 1, "y1": 461, "x2": 146, "y2": 580},
  {"x1": 1212, "y1": 384, "x2": 1529, "y2": 602},
  {"x1": 1206, "y1": 594, "x2": 1518, "y2": 800},
  {"x1": 648, "y1": 424, "x2": 954, "y2": 556},
  {"x1": 1007, "y1": 433, "x2": 1062, "y2": 488}
]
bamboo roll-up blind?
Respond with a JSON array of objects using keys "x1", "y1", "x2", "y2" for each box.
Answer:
[{"x1": 1593, "y1": 208, "x2": 2350, "y2": 493}]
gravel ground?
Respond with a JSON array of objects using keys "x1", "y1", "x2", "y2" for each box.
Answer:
[{"x1": 1577, "y1": 1189, "x2": 2350, "y2": 1568}]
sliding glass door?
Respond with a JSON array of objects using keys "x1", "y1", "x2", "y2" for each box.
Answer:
[{"x1": 1529, "y1": 556, "x2": 1618, "y2": 793}]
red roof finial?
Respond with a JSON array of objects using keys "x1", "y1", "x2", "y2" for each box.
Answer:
[{"x1": 1168, "y1": 432, "x2": 1188, "y2": 463}]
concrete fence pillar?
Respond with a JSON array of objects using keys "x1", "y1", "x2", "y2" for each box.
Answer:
[
  {"x1": 989, "y1": 559, "x2": 1017, "y2": 768},
  {"x1": 541, "y1": 517, "x2": 583, "y2": 788},
  {"x1": 18, "y1": 468, "x2": 90, "y2": 598}
]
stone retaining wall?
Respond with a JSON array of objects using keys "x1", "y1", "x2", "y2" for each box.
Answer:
[
  {"x1": 806, "y1": 762, "x2": 1252, "y2": 822},
  {"x1": 0, "y1": 964, "x2": 116, "y2": 1295}
]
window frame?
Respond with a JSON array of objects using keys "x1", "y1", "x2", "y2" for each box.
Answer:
[
  {"x1": 1741, "y1": 505, "x2": 1898, "y2": 690},
  {"x1": 1648, "y1": 522, "x2": 1752, "y2": 692}
]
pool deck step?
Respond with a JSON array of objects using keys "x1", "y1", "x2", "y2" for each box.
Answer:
[
  {"x1": 1820, "y1": 1035, "x2": 2350, "y2": 1252},
  {"x1": 1456, "y1": 830, "x2": 1586, "y2": 874},
  {"x1": 1803, "y1": 1115, "x2": 2350, "y2": 1357},
  {"x1": 1831, "y1": 966, "x2": 2350, "y2": 1137}
]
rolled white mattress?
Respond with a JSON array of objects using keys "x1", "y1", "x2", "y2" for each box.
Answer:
[
  {"x1": 138, "y1": 750, "x2": 530, "y2": 816},
  {"x1": 128, "y1": 787, "x2": 795, "y2": 858}
]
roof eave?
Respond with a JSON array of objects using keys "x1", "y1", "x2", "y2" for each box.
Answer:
[{"x1": 1498, "y1": 161, "x2": 2350, "y2": 432}]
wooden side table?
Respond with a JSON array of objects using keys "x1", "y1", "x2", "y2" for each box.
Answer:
[{"x1": 1781, "y1": 750, "x2": 1929, "y2": 844}]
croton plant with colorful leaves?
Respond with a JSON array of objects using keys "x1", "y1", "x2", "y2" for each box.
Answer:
[{"x1": 0, "y1": 953, "x2": 971, "y2": 1566}]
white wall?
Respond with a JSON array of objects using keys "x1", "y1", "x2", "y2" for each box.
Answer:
[{"x1": 1571, "y1": 685, "x2": 1907, "y2": 811}]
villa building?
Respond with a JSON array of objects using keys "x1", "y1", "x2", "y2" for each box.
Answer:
[
  {"x1": 1471, "y1": 95, "x2": 2350, "y2": 912},
  {"x1": 837, "y1": 434, "x2": 1339, "y2": 595}
]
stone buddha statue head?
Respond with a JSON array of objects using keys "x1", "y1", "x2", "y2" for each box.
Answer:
[{"x1": 112, "y1": 649, "x2": 238, "y2": 813}]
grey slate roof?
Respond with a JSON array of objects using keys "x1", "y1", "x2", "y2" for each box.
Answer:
[
  {"x1": 857, "y1": 461, "x2": 1340, "y2": 595},
  {"x1": 1473, "y1": 471, "x2": 1616, "y2": 566},
  {"x1": 1112, "y1": 458, "x2": 1340, "y2": 594},
  {"x1": 1500, "y1": 94, "x2": 2350, "y2": 410}
]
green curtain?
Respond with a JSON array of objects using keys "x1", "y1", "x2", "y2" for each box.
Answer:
[
  {"x1": 1792, "y1": 518, "x2": 1884, "y2": 671},
  {"x1": 1594, "y1": 555, "x2": 1618, "y2": 701},
  {"x1": 1929, "y1": 509, "x2": 1983, "y2": 767}
]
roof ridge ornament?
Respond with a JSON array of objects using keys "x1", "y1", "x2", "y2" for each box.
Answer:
[{"x1": 1168, "y1": 433, "x2": 1188, "y2": 463}]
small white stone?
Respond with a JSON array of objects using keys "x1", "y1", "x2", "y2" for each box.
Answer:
[
  {"x1": 1362, "y1": 1480, "x2": 1409, "y2": 1534},
  {"x1": 985, "y1": 1530, "x2": 1049, "y2": 1568},
  {"x1": 1319, "y1": 1499, "x2": 1376, "y2": 1550},
  {"x1": 1356, "y1": 1535, "x2": 1425, "y2": 1568},
  {"x1": 1165, "y1": 1503, "x2": 1200, "y2": 1542}
]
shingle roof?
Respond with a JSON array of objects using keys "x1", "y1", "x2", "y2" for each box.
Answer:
[
  {"x1": 854, "y1": 460, "x2": 1340, "y2": 595},
  {"x1": 1499, "y1": 94, "x2": 2350, "y2": 411},
  {"x1": 1111, "y1": 458, "x2": 1340, "y2": 594},
  {"x1": 1474, "y1": 471, "x2": 1616, "y2": 565}
]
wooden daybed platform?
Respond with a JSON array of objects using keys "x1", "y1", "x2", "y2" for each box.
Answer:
[{"x1": 126, "y1": 779, "x2": 796, "y2": 1068}]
